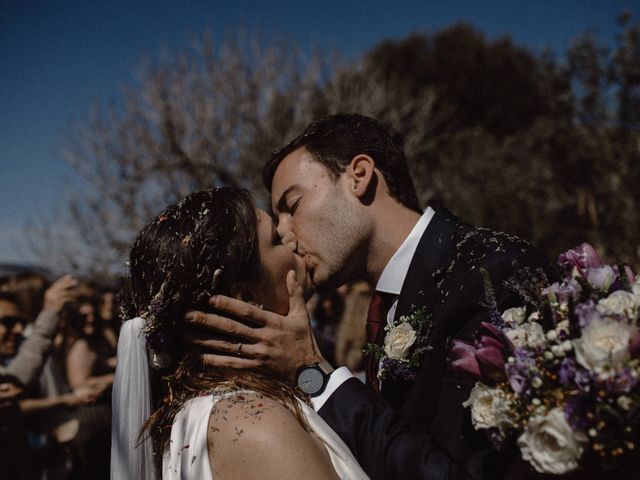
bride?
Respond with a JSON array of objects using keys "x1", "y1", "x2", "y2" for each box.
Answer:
[{"x1": 110, "y1": 187, "x2": 368, "y2": 479}]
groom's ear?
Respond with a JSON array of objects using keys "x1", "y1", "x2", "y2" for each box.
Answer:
[{"x1": 347, "y1": 154, "x2": 376, "y2": 201}]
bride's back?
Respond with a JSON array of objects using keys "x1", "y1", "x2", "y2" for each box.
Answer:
[{"x1": 164, "y1": 389, "x2": 347, "y2": 480}]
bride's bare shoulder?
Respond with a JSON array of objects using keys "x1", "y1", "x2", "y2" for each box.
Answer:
[
  {"x1": 207, "y1": 392, "x2": 338, "y2": 480},
  {"x1": 208, "y1": 392, "x2": 294, "y2": 446}
]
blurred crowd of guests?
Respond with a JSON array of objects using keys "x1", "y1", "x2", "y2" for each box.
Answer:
[
  {"x1": 0, "y1": 270, "x2": 119, "y2": 479},
  {"x1": 0, "y1": 266, "x2": 371, "y2": 479}
]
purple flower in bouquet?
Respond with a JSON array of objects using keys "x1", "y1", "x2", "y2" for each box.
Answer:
[
  {"x1": 451, "y1": 322, "x2": 513, "y2": 384},
  {"x1": 549, "y1": 278, "x2": 583, "y2": 303},
  {"x1": 625, "y1": 265, "x2": 635, "y2": 283},
  {"x1": 450, "y1": 341, "x2": 482, "y2": 377},
  {"x1": 505, "y1": 361, "x2": 531, "y2": 397},
  {"x1": 574, "y1": 367, "x2": 592, "y2": 393},
  {"x1": 505, "y1": 348, "x2": 536, "y2": 396},
  {"x1": 607, "y1": 368, "x2": 638, "y2": 394},
  {"x1": 613, "y1": 265, "x2": 636, "y2": 286},
  {"x1": 585, "y1": 265, "x2": 616, "y2": 290},
  {"x1": 557, "y1": 358, "x2": 593, "y2": 392},
  {"x1": 558, "y1": 357, "x2": 577, "y2": 387},
  {"x1": 625, "y1": 265, "x2": 636, "y2": 283},
  {"x1": 608, "y1": 265, "x2": 636, "y2": 289},
  {"x1": 558, "y1": 243, "x2": 603, "y2": 275},
  {"x1": 379, "y1": 357, "x2": 417, "y2": 382},
  {"x1": 575, "y1": 300, "x2": 603, "y2": 328},
  {"x1": 453, "y1": 242, "x2": 640, "y2": 474},
  {"x1": 564, "y1": 394, "x2": 591, "y2": 430}
]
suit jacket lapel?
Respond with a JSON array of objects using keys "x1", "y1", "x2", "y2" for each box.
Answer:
[
  {"x1": 382, "y1": 209, "x2": 461, "y2": 406},
  {"x1": 394, "y1": 208, "x2": 461, "y2": 322}
]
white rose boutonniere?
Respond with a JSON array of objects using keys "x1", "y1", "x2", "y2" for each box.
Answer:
[
  {"x1": 364, "y1": 306, "x2": 434, "y2": 382},
  {"x1": 518, "y1": 407, "x2": 588, "y2": 475},
  {"x1": 384, "y1": 322, "x2": 417, "y2": 360}
]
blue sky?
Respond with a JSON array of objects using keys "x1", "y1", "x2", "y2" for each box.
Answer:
[{"x1": 1, "y1": 0, "x2": 636, "y2": 264}]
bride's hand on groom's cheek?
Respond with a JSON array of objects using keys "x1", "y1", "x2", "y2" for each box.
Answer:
[{"x1": 184, "y1": 270, "x2": 325, "y2": 383}]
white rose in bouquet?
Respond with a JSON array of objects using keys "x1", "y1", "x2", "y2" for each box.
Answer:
[
  {"x1": 501, "y1": 307, "x2": 526, "y2": 326},
  {"x1": 597, "y1": 290, "x2": 638, "y2": 318},
  {"x1": 573, "y1": 318, "x2": 635, "y2": 378},
  {"x1": 505, "y1": 321, "x2": 546, "y2": 348},
  {"x1": 384, "y1": 322, "x2": 416, "y2": 360},
  {"x1": 463, "y1": 382, "x2": 513, "y2": 434},
  {"x1": 518, "y1": 407, "x2": 587, "y2": 474}
]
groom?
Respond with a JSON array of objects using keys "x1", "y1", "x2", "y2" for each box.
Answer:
[{"x1": 189, "y1": 114, "x2": 556, "y2": 479}]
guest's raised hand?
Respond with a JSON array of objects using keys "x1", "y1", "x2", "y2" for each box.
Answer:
[
  {"x1": 64, "y1": 386, "x2": 97, "y2": 406},
  {"x1": 186, "y1": 270, "x2": 324, "y2": 383},
  {"x1": 0, "y1": 382, "x2": 22, "y2": 401},
  {"x1": 43, "y1": 275, "x2": 79, "y2": 313}
]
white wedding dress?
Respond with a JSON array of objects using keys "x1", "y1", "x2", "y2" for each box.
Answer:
[
  {"x1": 162, "y1": 390, "x2": 369, "y2": 480},
  {"x1": 111, "y1": 318, "x2": 368, "y2": 480}
]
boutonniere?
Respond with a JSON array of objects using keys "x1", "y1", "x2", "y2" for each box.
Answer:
[{"x1": 364, "y1": 306, "x2": 435, "y2": 382}]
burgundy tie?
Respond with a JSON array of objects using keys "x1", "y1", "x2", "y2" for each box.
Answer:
[{"x1": 365, "y1": 291, "x2": 394, "y2": 391}]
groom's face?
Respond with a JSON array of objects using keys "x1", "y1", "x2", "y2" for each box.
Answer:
[{"x1": 271, "y1": 147, "x2": 368, "y2": 290}]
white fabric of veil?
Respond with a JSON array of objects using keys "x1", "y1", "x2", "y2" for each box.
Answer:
[{"x1": 111, "y1": 317, "x2": 156, "y2": 480}]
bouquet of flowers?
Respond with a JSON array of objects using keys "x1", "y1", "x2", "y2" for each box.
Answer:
[{"x1": 450, "y1": 243, "x2": 640, "y2": 475}]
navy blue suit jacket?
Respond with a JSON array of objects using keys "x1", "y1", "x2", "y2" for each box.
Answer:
[{"x1": 318, "y1": 209, "x2": 557, "y2": 480}]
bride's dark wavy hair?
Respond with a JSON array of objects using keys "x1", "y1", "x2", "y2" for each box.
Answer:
[{"x1": 122, "y1": 187, "x2": 308, "y2": 468}]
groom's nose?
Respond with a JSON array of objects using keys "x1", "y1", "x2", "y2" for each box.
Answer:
[
  {"x1": 277, "y1": 224, "x2": 298, "y2": 253},
  {"x1": 282, "y1": 232, "x2": 298, "y2": 253}
]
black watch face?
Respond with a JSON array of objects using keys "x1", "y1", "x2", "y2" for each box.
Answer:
[{"x1": 297, "y1": 367, "x2": 324, "y2": 395}]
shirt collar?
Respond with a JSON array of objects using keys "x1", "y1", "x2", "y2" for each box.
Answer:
[{"x1": 375, "y1": 207, "x2": 435, "y2": 296}]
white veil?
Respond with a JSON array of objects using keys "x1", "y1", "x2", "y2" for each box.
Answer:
[{"x1": 111, "y1": 317, "x2": 156, "y2": 480}]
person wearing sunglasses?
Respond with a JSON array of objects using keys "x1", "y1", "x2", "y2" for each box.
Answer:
[
  {"x1": 0, "y1": 298, "x2": 26, "y2": 364},
  {"x1": 0, "y1": 276, "x2": 78, "y2": 387}
]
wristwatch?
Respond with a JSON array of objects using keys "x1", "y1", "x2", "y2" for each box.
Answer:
[{"x1": 296, "y1": 360, "x2": 335, "y2": 397}]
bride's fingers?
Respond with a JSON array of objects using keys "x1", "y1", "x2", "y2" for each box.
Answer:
[
  {"x1": 207, "y1": 295, "x2": 270, "y2": 325},
  {"x1": 185, "y1": 311, "x2": 262, "y2": 341},
  {"x1": 286, "y1": 270, "x2": 306, "y2": 316},
  {"x1": 200, "y1": 353, "x2": 262, "y2": 370}
]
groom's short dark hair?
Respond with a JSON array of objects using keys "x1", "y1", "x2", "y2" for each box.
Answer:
[{"x1": 264, "y1": 114, "x2": 421, "y2": 212}]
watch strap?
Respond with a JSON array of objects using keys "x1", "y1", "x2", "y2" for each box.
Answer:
[{"x1": 317, "y1": 360, "x2": 335, "y2": 376}]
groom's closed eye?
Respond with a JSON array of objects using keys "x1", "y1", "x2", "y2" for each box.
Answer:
[
  {"x1": 287, "y1": 197, "x2": 301, "y2": 215},
  {"x1": 274, "y1": 185, "x2": 300, "y2": 215}
]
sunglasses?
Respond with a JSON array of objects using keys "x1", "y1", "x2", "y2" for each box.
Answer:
[{"x1": 0, "y1": 316, "x2": 27, "y2": 329}]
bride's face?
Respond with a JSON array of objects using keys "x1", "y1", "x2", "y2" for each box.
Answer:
[{"x1": 250, "y1": 209, "x2": 313, "y2": 315}]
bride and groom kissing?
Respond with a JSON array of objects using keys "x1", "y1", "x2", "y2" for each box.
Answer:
[{"x1": 112, "y1": 114, "x2": 555, "y2": 479}]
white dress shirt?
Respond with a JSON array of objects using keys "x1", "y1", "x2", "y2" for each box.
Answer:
[{"x1": 311, "y1": 207, "x2": 435, "y2": 411}]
